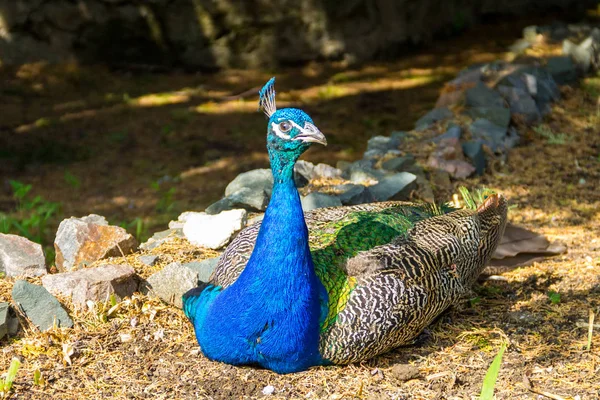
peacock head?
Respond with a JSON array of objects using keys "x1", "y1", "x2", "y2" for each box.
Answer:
[{"x1": 259, "y1": 78, "x2": 326, "y2": 160}]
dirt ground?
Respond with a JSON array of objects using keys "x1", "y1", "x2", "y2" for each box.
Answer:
[{"x1": 0, "y1": 16, "x2": 599, "y2": 400}]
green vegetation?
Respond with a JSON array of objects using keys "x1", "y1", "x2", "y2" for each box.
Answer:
[
  {"x1": 115, "y1": 217, "x2": 149, "y2": 244},
  {"x1": 63, "y1": 171, "x2": 81, "y2": 189},
  {"x1": 533, "y1": 125, "x2": 571, "y2": 145},
  {"x1": 479, "y1": 343, "x2": 507, "y2": 400},
  {"x1": 0, "y1": 181, "x2": 61, "y2": 264},
  {"x1": 151, "y1": 180, "x2": 177, "y2": 214},
  {"x1": 33, "y1": 369, "x2": 44, "y2": 386},
  {"x1": 547, "y1": 290, "x2": 561, "y2": 304},
  {"x1": 0, "y1": 181, "x2": 60, "y2": 245},
  {"x1": 0, "y1": 358, "x2": 21, "y2": 397}
]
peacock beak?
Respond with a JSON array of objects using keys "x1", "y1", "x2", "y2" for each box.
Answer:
[{"x1": 294, "y1": 122, "x2": 327, "y2": 146}]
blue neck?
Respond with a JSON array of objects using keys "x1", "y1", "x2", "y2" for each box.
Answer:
[
  {"x1": 196, "y1": 150, "x2": 325, "y2": 373},
  {"x1": 240, "y1": 150, "x2": 312, "y2": 283}
]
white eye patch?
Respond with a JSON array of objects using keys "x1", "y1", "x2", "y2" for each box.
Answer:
[
  {"x1": 271, "y1": 120, "x2": 304, "y2": 140},
  {"x1": 271, "y1": 122, "x2": 290, "y2": 139}
]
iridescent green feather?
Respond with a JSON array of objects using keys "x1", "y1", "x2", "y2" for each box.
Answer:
[
  {"x1": 459, "y1": 186, "x2": 496, "y2": 210},
  {"x1": 308, "y1": 202, "x2": 455, "y2": 331}
]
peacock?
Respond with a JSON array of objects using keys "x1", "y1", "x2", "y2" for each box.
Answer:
[{"x1": 183, "y1": 78, "x2": 508, "y2": 374}]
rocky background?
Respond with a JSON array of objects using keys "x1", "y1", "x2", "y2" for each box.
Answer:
[{"x1": 0, "y1": 0, "x2": 597, "y2": 69}]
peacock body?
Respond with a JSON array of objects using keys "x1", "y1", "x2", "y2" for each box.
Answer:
[{"x1": 183, "y1": 78, "x2": 508, "y2": 373}]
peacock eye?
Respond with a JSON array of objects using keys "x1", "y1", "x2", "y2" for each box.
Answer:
[{"x1": 279, "y1": 121, "x2": 292, "y2": 132}]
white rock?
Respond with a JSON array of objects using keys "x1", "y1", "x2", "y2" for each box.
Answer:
[{"x1": 183, "y1": 209, "x2": 247, "y2": 249}]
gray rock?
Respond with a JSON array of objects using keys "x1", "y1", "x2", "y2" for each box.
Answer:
[
  {"x1": 139, "y1": 228, "x2": 184, "y2": 251},
  {"x1": 335, "y1": 184, "x2": 375, "y2": 205},
  {"x1": 427, "y1": 138, "x2": 476, "y2": 179},
  {"x1": 546, "y1": 56, "x2": 578, "y2": 85},
  {"x1": 0, "y1": 234, "x2": 47, "y2": 277},
  {"x1": 12, "y1": 280, "x2": 73, "y2": 331},
  {"x1": 363, "y1": 149, "x2": 387, "y2": 160},
  {"x1": 414, "y1": 107, "x2": 453, "y2": 130},
  {"x1": 381, "y1": 155, "x2": 416, "y2": 172},
  {"x1": 502, "y1": 67, "x2": 560, "y2": 116},
  {"x1": 225, "y1": 169, "x2": 273, "y2": 198},
  {"x1": 470, "y1": 119, "x2": 509, "y2": 153},
  {"x1": 390, "y1": 131, "x2": 408, "y2": 142},
  {"x1": 336, "y1": 160, "x2": 351, "y2": 171},
  {"x1": 529, "y1": 67, "x2": 560, "y2": 102},
  {"x1": 465, "y1": 82, "x2": 505, "y2": 108},
  {"x1": 505, "y1": 127, "x2": 521, "y2": 150},
  {"x1": 428, "y1": 159, "x2": 475, "y2": 180},
  {"x1": 369, "y1": 173, "x2": 417, "y2": 201},
  {"x1": 145, "y1": 262, "x2": 198, "y2": 308},
  {"x1": 204, "y1": 197, "x2": 233, "y2": 215},
  {"x1": 182, "y1": 257, "x2": 221, "y2": 283},
  {"x1": 312, "y1": 163, "x2": 342, "y2": 179},
  {"x1": 467, "y1": 107, "x2": 511, "y2": 128},
  {"x1": 183, "y1": 209, "x2": 247, "y2": 249},
  {"x1": 218, "y1": 167, "x2": 311, "y2": 213},
  {"x1": 462, "y1": 141, "x2": 486, "y2": 175},
  {"x1": 344, "y1": 159, "x2": 385, "y2": 184},
  {"x1": 206, "y1": 187, "x2": 269, "y2": 214},
  {"x1": 41, "y1": 264, "x2": 138, "y2": 307},
  {"x1": 138, "y1": 254, "x2": 159, "y2": 266},
  {"x1": 294, "y1": 160, "x2": 316, "y2": 181},
  {"x1": 431, "y1": 125, "x2": 462, "y2": 143},
  {"x1": 366, "y1": 135, "x2": 401, "y2": 152},
  {"x1": 54, "y1": 214, "x2": 138, "y2": 272},
  {"x1": 301, "y1": 193, "x2": 342, "y2": 211},
  {"x1": 0, "y1": 303, "x2": 18, "y2": 340},
  {"x1": 496, "y1": 86, "x2": 541, "y2": 124},
  {"x1": 0, "y1": 303, "x2": 8, "y2": 340}
]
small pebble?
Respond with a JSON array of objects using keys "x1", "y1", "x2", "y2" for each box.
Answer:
[
  {"x1": 389, "y1": 363, "x2": 420, "y2": 381},
  {"x1": 262, "y1": 385, "x2": 275, "y2": 395},
  {"x1": 120, "y1": 333, "x2": 133, "y2": 343},
  {"x1": 138, "y1": 254, "x2": 159, "y2": 266}
]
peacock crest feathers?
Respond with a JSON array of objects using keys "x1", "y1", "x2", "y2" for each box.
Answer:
[{"x1": 258, "y1": 77, "x2": 277, "y2": 118}]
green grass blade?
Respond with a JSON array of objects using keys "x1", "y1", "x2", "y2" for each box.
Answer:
[
  {"x1": 480, "y1": 342, "x2": 507, "y2": 400},
  {"x1": 3, "y1": 357, "x2": 21, "y2": 393},
  {"x1": 33, "y1": 369, "x2": 41, "y2": 386}
]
